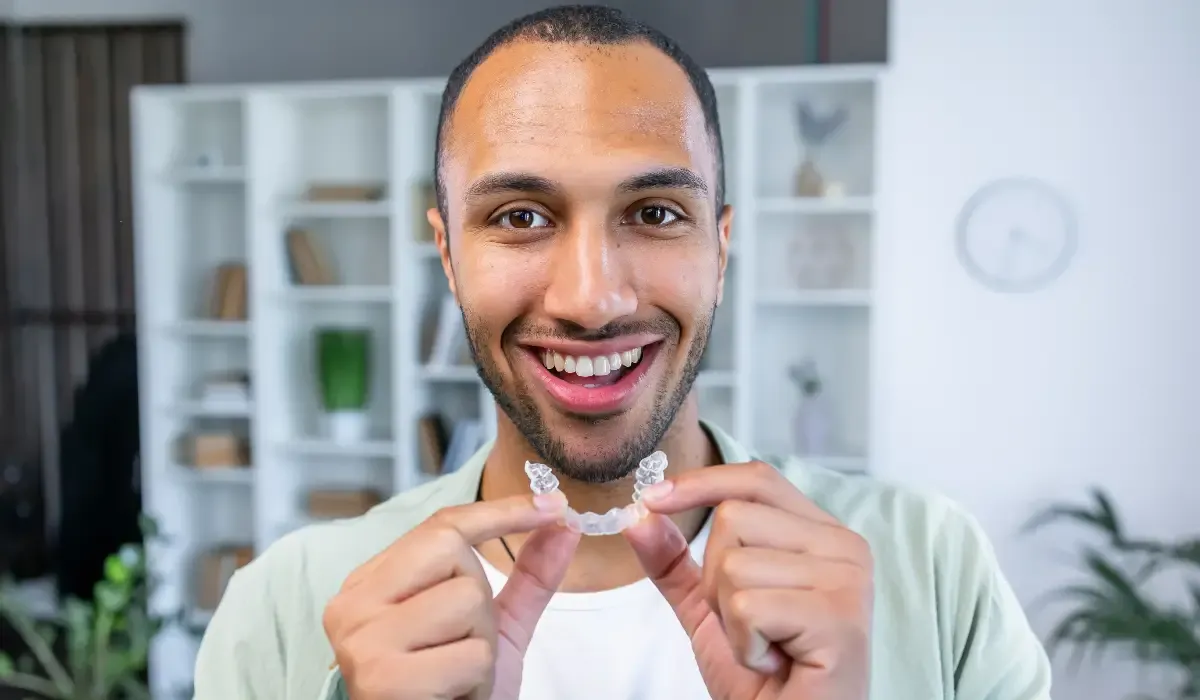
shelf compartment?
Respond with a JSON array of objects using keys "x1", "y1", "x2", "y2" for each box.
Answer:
[
  {"x1": 754, "y1": 79, "x2": 876, "y2": 199},
  {"x1": 170, "y1": 98, "x2": 245, "y2": 170},
  {"x1": 754, "y1": 211, "x2": 873, "y2": 296},
  {"x1": 251, "y1": 92, "x2": 391, "y2": 205},
  {"x1": 750, "y1": 307, "x2": 870, "y2": 459},
  {"x1": 282, "y1": 218, "x2": 391, "y2": 287},
  {"x1": 274, "y1": 304, "x2": 394, "y2": 443}
]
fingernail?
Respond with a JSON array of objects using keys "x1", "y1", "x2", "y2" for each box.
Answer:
[
  {"x1": 534, "y1": 491, "x2": 567, "y2": 512},
  {"x1": 746, "y1": 632, "x2": 782, "y2": 674},
  {"x1": 640, "y1": 481, "x2": 674, "y2": 503}
]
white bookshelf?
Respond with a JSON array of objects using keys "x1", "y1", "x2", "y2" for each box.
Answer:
[{"x1": 131, "y1": 64, "x2": 883, "y2": 696}]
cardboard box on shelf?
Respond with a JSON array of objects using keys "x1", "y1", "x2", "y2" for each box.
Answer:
[
  {"x1": 305, "y1": 489, "x2": 384, "y2": 520},
  {"x1": 194, "y1": 545, "x2": 254, "y2": 610},
  {"x1": 189, "y1": 433, "x2": 251, "y2": 468}
]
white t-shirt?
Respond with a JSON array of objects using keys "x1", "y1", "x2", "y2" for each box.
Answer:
[{"x1": 475, "y1": 516, "x2": 714, "y2": 700}]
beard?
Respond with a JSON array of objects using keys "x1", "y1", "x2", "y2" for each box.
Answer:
[{"x1": 461, "y1": 304, "x2": 714, "y2": 484}]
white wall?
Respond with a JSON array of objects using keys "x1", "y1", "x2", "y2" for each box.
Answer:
[{"x1": 875, "y1": 1, "x2": 1200, "y2": 698}]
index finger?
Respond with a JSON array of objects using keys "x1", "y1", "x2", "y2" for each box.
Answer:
[
  {"x1": 342, "y1": 491, "x2": 567, "y2": 595},
  {"x1": 640, "y1": 461, "x2": 839, "y2": 524},
  {"x1": 426, "y1": 490, "x2": 568, "y2": 545}
]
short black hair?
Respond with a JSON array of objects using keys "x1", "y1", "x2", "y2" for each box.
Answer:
[{"x1": 433, "y1": 4, "x2": 725, "y2": 226}]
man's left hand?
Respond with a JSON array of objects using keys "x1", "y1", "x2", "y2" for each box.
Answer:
[{"x1": 622, "y1": 461, "x2": 874, "y2": 700}]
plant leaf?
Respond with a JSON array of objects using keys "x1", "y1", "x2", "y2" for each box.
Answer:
[{"x1": 1022, "y1": 487, "x2": 1124, "y2": 544}]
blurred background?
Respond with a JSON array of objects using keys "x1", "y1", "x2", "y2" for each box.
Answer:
[{"x1": 0, "y1": 1, "x2": 1195, "y2": 699}]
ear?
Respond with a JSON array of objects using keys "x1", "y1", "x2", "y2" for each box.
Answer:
[
  {"x1": 715, "y1": 204, "x2": 733, "y2": 306},
  {"x1": 428, "y1": 206, "x2": 458, "y2": 302}
]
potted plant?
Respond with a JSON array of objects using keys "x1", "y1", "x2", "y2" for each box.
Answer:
[
  {"x1": 0, "y1": 516, "x2": 170, "y2": 699},
  {"x1": 1024, "y1": 488, "x2": 1200, "y2": 698},
  {"x1": 316, "y1": 327, "x2": 371, "y2": 443}
]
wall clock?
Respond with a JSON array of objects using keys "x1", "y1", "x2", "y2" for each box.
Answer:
[{"x1": 954, "y1": 177, "x2": 1077, "y2": 293}]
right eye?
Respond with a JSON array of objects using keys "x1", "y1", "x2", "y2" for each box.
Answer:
[{"x1": 495, "y1": 209, "x2": 552, "y2": 230}]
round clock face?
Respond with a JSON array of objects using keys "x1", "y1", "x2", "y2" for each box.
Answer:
[{"x1": 955, "y1": 178, "x2": 1077, "y2": 293}]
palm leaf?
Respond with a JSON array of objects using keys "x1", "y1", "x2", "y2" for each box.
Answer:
[
  {"x1": 1028, "y1": 489, "x2": 1200, "y2": 697},
  {"x1": 1023, "y1": 487, "x2": 1125, "y2": 543}
]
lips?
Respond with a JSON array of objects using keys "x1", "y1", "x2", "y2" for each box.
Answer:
[{"x1": 521, "y1": 341, "x2": 661, "y2": 415}]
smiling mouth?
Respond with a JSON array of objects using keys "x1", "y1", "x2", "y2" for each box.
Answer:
[
  {"x1": 536, "y1": 345, "x2": 647, "y2": 388},
  {"x1": 521, "y1": 341, "x2": 661, "y2": 415}
]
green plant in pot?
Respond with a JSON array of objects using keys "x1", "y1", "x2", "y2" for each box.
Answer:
[
  {"x1": 0, "y1": 515, "x2": 170, "y2": 699},
  {"x1": 1024, "y1": 488, "x2": 1200, "y2": 698},
  {"x1": 317, "y1": 327, "x2": 371, "y2": 443}
]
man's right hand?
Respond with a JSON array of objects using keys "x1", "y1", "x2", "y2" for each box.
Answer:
[{"x1": 323, "y1": 491, "x2": 578, "y2": 700}]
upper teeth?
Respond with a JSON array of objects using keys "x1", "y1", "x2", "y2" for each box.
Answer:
[{"x1": 541, "y1": 347, "x2": 644, "y2": 378}]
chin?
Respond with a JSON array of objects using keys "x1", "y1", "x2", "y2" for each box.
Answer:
[
  {"x1": 525, "y1": 389, "x2": 680, "y2": 485},
  {"x1": 533, "y1": 434, "x2": 651, "y2": 485}
]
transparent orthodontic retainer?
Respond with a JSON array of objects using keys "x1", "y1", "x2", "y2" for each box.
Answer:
[{"x1": 525, "y1": 451, "x2": 668, "y2": 536}]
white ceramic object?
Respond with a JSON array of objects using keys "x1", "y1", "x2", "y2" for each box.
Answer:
[{"x1": 326, "y1": 410, "x2": 369, "y2": 443}]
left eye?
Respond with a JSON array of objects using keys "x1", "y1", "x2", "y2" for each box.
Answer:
[
  {"x1": 497, "y1": 210, "x2": 552, "y2": 229},
  {"x1": 630, "y1": 206, "x2": 678, "y2": 226}
]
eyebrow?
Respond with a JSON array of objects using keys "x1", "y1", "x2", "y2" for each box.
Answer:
[
  {"x1": 616, "y1": 167, "x2": 709, "y2": 197},
  {"x1": 464, "y1": 172, "x2": 559, "y2": 203},
  {"x1": 462, "y1": 166, "x2": 709, "y2": 206}
]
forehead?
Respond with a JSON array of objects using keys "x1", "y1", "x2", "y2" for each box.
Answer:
[{"x1": 444, "y1": 40, "x2": 712, "y2": 191}]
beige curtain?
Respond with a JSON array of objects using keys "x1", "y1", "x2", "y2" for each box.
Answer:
[{"x1": 0, "y1": 21, "x2": 185, "y2": 564}]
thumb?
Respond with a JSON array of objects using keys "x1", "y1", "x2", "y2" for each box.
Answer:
[
  {"x1": 493, "y1": 523, "x2": 580, "y2": 652},
  {"x1": 490, "y1": 524, "x2": 579, "y2": 700},
  {"x1": 622, "y1": 513, "x2": 711, "y2": 636},
  {"x1": 625, "y1": 515, "x2": 788, "y2": 694}
]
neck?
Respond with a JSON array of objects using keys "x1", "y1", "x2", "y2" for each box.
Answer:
[{"x1": 478, "y1": 394, "x2": 720, "y2": 591}]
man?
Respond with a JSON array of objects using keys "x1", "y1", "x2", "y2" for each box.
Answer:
[{"x1": 193, "y1": 6, "x2": 1052, "y2": 699}]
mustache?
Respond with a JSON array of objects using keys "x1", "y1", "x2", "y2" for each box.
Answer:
[{"x1": 505, "y1": 315, "x2": 679, "y2": 343}]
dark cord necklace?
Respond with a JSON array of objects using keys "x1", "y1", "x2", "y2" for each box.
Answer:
[
  {"x1": 499, "y1": 536, "x2": 517, "y2": 562},
  {"x1": 477, "y1": 476, "x2": 519, "y2": 562}
]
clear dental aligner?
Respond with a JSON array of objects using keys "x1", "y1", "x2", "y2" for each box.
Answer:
[{"x1": 525, "y1": 451, "x2": 668, "y2": 536}]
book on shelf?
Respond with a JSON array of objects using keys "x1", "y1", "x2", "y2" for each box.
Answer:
[
  {"x1": 195, "y1": 545, "x2": 254, "y2": 611},
  {"x1": 209, "y1": 263, "x2": 247, "y2": 320},
  {"x1": 303, "y1": 182, "x2": 386, "y2": 202},
  {"x1": 417, "y1": 414, "x2": 487, "y2": 476},
  {"x1": 305, "y1": 489, "x2": 384, "y2": 519},
  {"x1": 417, "y1": 414, "x2": 447, "y2": 475},
  {"x1": 285, "y1": 228, "x2": 337, "y2": 285},
  {"x1": 414, "y1": 181, "x2": 437, "y2": 242},
  {"x1": 186, "y1": 432, "x2": 251, "y2": 469},
  {"x1": 442, "y1": 420, "x2": 485, "y2": 474},
  {"x1": 426, "y1": 294, "x2": 465, "y2": 367}
]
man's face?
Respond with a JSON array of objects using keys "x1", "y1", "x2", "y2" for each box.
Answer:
[{"x1": 432, "y1": 40, "x2": 731, "y2": 483}]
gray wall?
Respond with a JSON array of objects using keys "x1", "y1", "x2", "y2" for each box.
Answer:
[{"x1": 6, "y1": 0, "x2": 886, "y2": 83}]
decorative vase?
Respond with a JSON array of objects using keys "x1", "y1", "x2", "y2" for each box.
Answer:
[
  {"x1": 789, "y1": 359, "x2": 835, "y2": 456},
  {"x1": 794, "y1": 101, "x2": 848, "y2": 198},
  {"x1": 316, "y1": 328, "x2": 371, "y2": 443},
  {"x1": 788, "y1": 222, "x2": 855, "y2": 289}
]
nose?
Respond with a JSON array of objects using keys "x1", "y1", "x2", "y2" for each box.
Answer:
[{"x1": 542, "y1": 221, "x2": 637, "y2": 330}]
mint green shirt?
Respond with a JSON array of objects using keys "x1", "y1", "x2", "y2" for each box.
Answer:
[{"x1": 192, "y1": 423, "x2": 1052, "y2": 699}]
